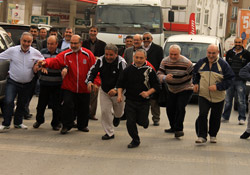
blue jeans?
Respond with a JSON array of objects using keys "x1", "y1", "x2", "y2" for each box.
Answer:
[
  {"x1": 222, "y1": 80, "x2": 246, "y2": 121},
  {"x1": 2, "y1": 78, "x2": 32, "y2": 126}
]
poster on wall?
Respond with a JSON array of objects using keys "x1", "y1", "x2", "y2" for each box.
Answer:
[{"x1": 237, "y1": 9, "x2": 250, "y2": 47}]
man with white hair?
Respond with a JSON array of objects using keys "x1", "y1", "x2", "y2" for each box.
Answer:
[{"x1": 157, "y1": 44, "x2": 193, "y2": 138}]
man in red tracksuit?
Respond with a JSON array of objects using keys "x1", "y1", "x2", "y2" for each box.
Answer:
[{"x1": 38, "y1": 35, "x2": 100, "y2": 134}]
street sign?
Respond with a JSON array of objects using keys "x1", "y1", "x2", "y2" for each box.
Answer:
[
  {"x1": 75, "y1": 18, "x2": 90, "y2": 26},
  {"x1": 30, "y1": 15, "x2": 50, "y2": 25}
]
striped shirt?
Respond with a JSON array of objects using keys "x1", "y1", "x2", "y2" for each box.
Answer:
[{"x1": 157, "y1": 55, "x2": 193, "y2": 93}]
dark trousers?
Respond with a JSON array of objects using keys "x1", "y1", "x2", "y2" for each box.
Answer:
[
  {"x1": 24, "y1": 76, "x2": 37, "y2": 116},
  {"x1": 2, "y1": 78, "x2": 32, "y2": 126},
  {"x1": 36, "y1": 84, "x2": 62, "y2": 127},
  {"x1": 62, "y1": 90, "x2": 90, "y2": 130},
  {"x1": 195, "y1": 96, "x2": 224, "y2": 139},
  {"x1": 166, "y1": 90, "x2": 193, "y2": 131},
  {"x1": 125, "y1": 99, "x2": 150, "y2": 144},
  {"x1": 89, "y1": 89, "x2": 99, "y2": 118}
]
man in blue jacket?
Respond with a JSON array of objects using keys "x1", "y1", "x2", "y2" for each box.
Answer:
[{"x1": 193, "y1": 44, "x2": 234, "y2": 144}]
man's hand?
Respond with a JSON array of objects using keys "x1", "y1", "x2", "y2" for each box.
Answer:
[
  {"x1": 108, "y1": 89, "x2": 117, "y2": 97},
  {"x1": 33, "y1": 63, "x2": 41, "y2": 73},
  {"x1": 166, "y1": 74, "x2": 173, "y2": 81},
  {"x1": 37, "y1": 60, "x2": 46, "y2": 66},
  {"x1": 139, "y1": 91, "x2": 150, "y2": 98},
  {"x1": 87, "y1": 82, "x2": 94, "y2": 92},
  {"x1": 61, "y1": 68, "x2": 68, "y2": 79},
  {"x1": 193, "y1": 84, "x2": 199, "y2": 93},
  {"x1": 41, "y1": 67, "x2": 48, "y2": 74},
  {"x1": 208, "y1": 85, "x2": 217, "y2": 91}
]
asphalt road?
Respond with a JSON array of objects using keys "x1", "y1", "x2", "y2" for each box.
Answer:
[{"x1": 0, "y1": 96, "x2": 250, "y2": 175}]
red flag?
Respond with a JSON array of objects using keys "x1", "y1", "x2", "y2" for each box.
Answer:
[
  {"x1": 188, "y1": 13, "x2": 196, "y2": 35},
  {"x1": 77, "y1": 0, "x2": 97, "y2": 4}
]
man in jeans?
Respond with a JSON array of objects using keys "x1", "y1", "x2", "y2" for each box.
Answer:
[
  {"x1": 221, "y1": 37, "x2": 250, "y2": 125},
  {"x1": 0, "y1": 32, "x2": 44, "y2": 132}
]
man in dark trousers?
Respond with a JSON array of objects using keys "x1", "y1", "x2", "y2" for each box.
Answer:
[
  {"x1": 142, "y1": 32, "x2": 163, "y2": 126},
  {"x1": 33, "y1": 35, "x2": 62, "y2": 131},
  {"x1": 117, "y1": 49, "x2": 160, "y2": 148},
  {"x1": 82, "y1": 26, "x2": 106, "y2": 120},
  {"x1": 37, "y1": 35, "x2": 100, "y2": 134}
]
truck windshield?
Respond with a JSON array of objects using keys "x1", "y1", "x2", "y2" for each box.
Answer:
[
  {"x1": 96, "y1": 5, "x2": 162, "y2": 34},
  {"x1": 164, "y1": 42, "x2": 210, "y2": 63}
]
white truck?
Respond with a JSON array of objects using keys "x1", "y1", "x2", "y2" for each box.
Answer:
[{"x1": 95, "y1": 0, "x2": 164, "y2": 47}]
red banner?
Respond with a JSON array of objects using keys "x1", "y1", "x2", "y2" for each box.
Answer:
[
  {"x1": 77, "y1": 0, "x2": 97, "y2": 4},
  {"x1": 188, "y1": 13, "x2": 196, "y2": 35}
]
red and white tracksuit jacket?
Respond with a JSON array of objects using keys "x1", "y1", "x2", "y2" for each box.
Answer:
[{"x1": 45, "y1": 47, "x2": 101, "y2": 93}]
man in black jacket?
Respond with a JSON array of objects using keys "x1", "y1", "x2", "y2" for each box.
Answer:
[
  {"x1": 221, "y1": 37, "x2": 250, "y2": 125},
  {"x1": 82, "y1": 26, "x2": 106, "y2": 121},
  {"x1": 142, "y1": 32, "x2": 163, "y2": 126},
  {"x1": 86, "y1": 44, "x2": 126, "y2": 140}
]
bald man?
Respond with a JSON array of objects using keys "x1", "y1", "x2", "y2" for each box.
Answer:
[
  {"x1": 33, "y1": 36, "x2": 62, "y2": 131},
  {"x1": 37, "y1": 35, "x2": 100, "y2": 134},
  {"x1": 193, "y1": 44, "x2": 234, "y2": 144}
]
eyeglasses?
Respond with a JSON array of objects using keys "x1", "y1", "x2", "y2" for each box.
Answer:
[{"x1": 143, "y1": 37, "x2": 151, "y2": 41}]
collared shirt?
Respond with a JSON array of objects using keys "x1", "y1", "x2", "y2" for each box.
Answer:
[
  {"x1": 142, "y1": 42, "x2": 152, "y2": 51},
  {"x1": 61, "y1": 38, "x2": 70, "y2": 50},
  {"x1": 0, "y1": 45, "x2": 44, "y2": 83}
]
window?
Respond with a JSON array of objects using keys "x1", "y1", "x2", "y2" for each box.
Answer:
[
  {"x1": 219, "y1": 14, "x2": 223, "y2": 28},
  {"x1": 232, "y1": 6, "x2": 238, "y2": 19},
  {"x1": 171, "y1": 6, "x2": 186, "y2": 23},
  {"x1": 196, "y1": 8, "x2": 201, "y2": 24},
  {"x1": 232, "y1": 0, "x2": 239, "y2": 3},
  {"x1": 204, "y1": 10, "x2": 209, "y2": 25},
  {"x1": 230, "y1": 22, "x2": 236, "y2": 34}
]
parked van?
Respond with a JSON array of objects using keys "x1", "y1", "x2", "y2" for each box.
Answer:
[
  {"x1": 163, "y1": 34, "x2": 223, "y2": 62},
  {"x1": 0, "y1": 27, "x2": 13, "y2": 112}
]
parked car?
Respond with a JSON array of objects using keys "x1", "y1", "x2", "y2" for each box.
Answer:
[{"x1": 0, "y1": 27, "x2": 13, "y2": 113}]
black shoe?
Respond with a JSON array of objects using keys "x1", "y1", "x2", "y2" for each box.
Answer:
[
  {"x1": 52, "y1": 125, "x2": 61, "y2": 131},
  {"x1": 143, "y1": 119, "x2": 149, "y2": 129},
  {"x1": 120, "y1": 114, "x2": 127, "y2": 120},
  {"x1": 78, "y1": 127, "x2": 89, "y2": 132},
  {"x1": 113, "y1": 117, "x2": 120, "y2": 127},
  {"x1": 175, "y1": 131, "x2": 184, "y2": 138},
  {"x1": 153, "y1": 121, "x2": 159, "y2": 126},
  {"x1": 127, "y1": 141, "x2": 140, "y2": 148},
  {"x1": 240, "y1": 131, "x2": 250, "y2": 139},
  {"x1": 102, "y1": 134, "x2": 115, "y2": 140},
  {"x1": 60, "y1": 127, "x2": 69, "y2": 134},
  {"x1": 24, "y1": 114, "x2": 32, "y2": 120},
  {"x1": 33, "y1": 122, "x2": 41, "y2": 129},
  {"x1": 164, "y1": 128, "x2": 175, "y2": 133},
  {"x1": 89, "y1": 115, "x2": 98, "y2": 120}
]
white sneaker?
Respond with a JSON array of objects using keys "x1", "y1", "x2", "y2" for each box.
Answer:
[
  {"x1": 14, "y1": 124, "x2": 28, "y2": 129},
  {"x1": 195, "y1": 137, "x2": 207, "y2": 144},
  {"x1": 239, "y1": 120, "x2": 245, "y2": 125},
  {"x1": 0, "y1": 125, "x2": 10, "y2": 132},
  {"x1": 210, "y1": 137, "x2": 217, "y2": 143}
]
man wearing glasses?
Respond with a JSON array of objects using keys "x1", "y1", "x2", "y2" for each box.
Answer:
[
  {"x1": 221, "y1": 37, "x2": 250, "y2": 125},
  {"x1": 142, "y1": 32, "x2": 163, "y2": 126}
]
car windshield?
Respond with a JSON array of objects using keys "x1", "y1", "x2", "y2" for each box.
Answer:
[
  {"x1": 96, "y1": 5, "x2": 162, "y2": 34},
  {"x1": 164, "y1": 42, "x2": 210, "y2": 63}
]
